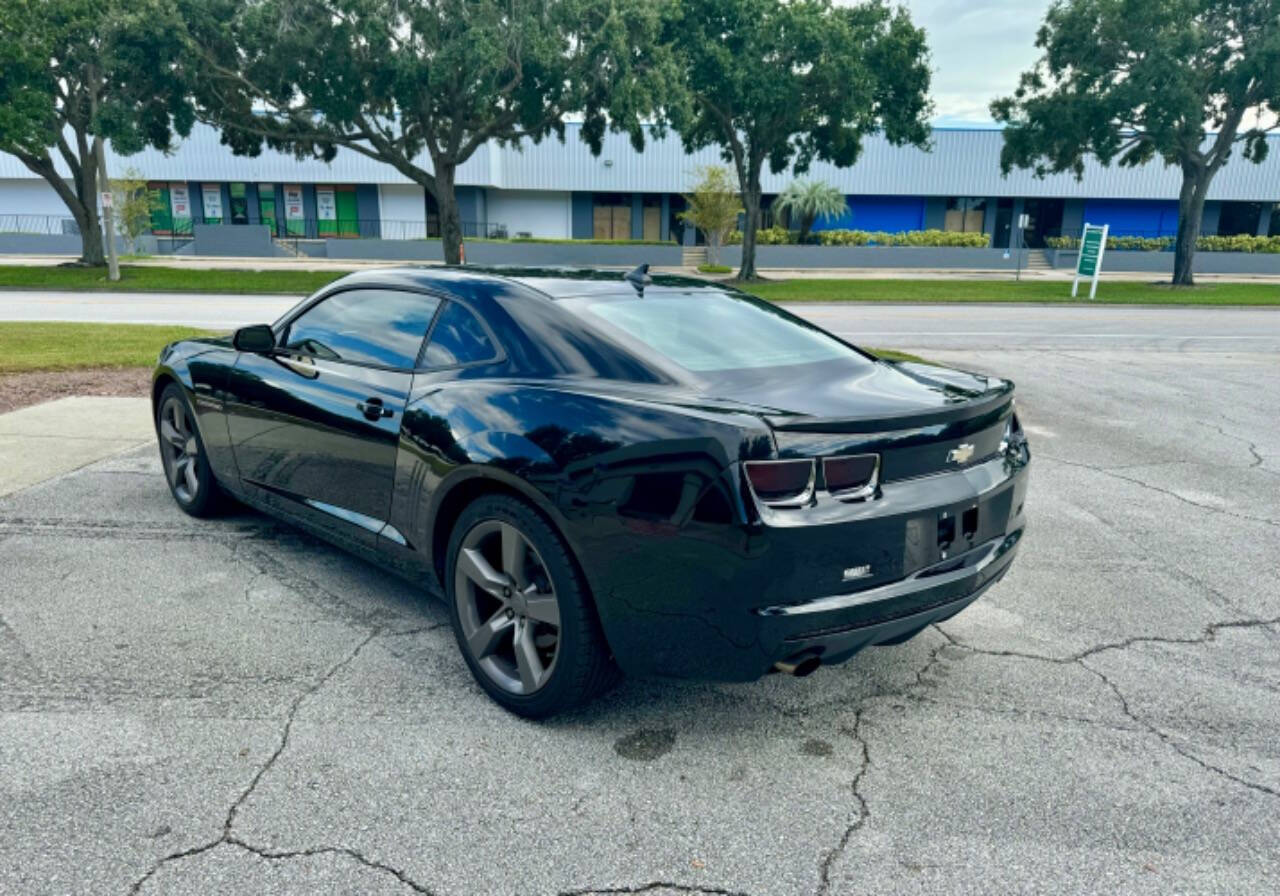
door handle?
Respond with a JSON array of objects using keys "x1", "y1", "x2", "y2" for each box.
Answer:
[{"x1": 357, "y1": 397, "x2": 394, "y2": 421}]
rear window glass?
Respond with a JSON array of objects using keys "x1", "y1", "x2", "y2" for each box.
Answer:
[
  {"x1": 561, "y1": 291, "x2": 870, "y2": 372},
  {"x1": 423, "y1": 301, "x2": 499, "y2": 367}
]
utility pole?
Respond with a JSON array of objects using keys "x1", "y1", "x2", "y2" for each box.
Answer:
[
  {"x1": 88, "y1": 72, "x2": 119, "y2": 281},
  {"x1": 96, "y1": 140, "x2": 119, "y2": 281}
]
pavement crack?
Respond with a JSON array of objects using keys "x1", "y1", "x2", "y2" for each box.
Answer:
[
  {"x1": 1038, "y1": 453, "x2": 1279, "y2": 527},
  {"x1": 225, "y1": 838, "x2": 436, "y2": 894},
  {"x1": 937, "y1": 620, "x2": 1280, "y2": 801},
  {"x1": 558, "y1": 883, "x2": 749, "y2": 895},
  {"x1": 816, "y1": 706, "x2": 871, "y2": 895},
  {"x1": 1079, "y1": 658, "x2": 1280, "y2": 801},
  {"x1": 127, "y1": 627, "x2": 381, "y2": 894},
  {"x1": 936, "y1": 615, "x2": 1280, "y2": 667}
]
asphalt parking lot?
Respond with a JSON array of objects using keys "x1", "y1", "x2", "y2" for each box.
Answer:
[{"x1": 2, "y1": 339, "x2": 1278, "y2": 894}]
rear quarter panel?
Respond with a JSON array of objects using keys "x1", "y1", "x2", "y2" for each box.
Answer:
[{"x1": 387, "y1": 378, "x2": 772, "y2": 647}]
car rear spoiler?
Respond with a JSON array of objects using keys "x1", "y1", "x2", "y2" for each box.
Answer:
[{"x1": 763, "y1": 383, "x2": 1014, "y2": 434}]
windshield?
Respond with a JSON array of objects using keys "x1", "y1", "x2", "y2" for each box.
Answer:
[{"x1": 560, "y1": 290, "x2": 873, "y2": 374}]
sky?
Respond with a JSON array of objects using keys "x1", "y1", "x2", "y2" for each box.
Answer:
[{"x1": 897, "y1": 0, "x2": 1053, "y2": 126}]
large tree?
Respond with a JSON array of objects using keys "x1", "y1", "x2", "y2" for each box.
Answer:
[
  {"x1": 0, "y1": 0, "x2": 194, "y2": 265},
  {"x1": 662, "y1": 0, "x2": 931, "y2": 280},
  {"x1": 183, "y1": 0, "x2": 673, "y2": 264},
  {"x1": 992, "y1": 0, "x2": 1280, "y2": 286}
]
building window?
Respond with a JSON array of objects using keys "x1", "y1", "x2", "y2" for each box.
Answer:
[
  {"x1": 944, "y1": 198, "x2": 986, "y2": 233},
  {"x1": 229, "y1": 183, "x2": 250, "y2": 225},
  {"x1": 1217, "y1": 201, "x2": 1263, "y2": 236},
  {"x1": 1269, "y1": 203, "x2": 1280, "y2": 238},
  {"x1": 593, "y1": 193, "x2": 631, "y2": 239}
]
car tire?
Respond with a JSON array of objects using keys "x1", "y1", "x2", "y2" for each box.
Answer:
[
  {"x1": 156, "y1": 382, "x2": 224, "y2": 518},
  {"x1": 445, "y1": 494, "x2": 620, "y2": 718}
]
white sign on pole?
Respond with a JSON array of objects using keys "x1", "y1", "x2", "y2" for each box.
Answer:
[
  {"x1": 169, "y1": 183, "x2": 190, "y2": 220},
  {"x1": 1070, "y1": 223, "x2": 1110, "y2": 300},
  {"x1": 316, "y1": 187, "x2": 336, "y2": 222},
  {"x1": 201, "y1": 184, "x2": 223, "y2": 221}
]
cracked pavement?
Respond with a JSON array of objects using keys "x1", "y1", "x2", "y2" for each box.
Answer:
[{"x1": 1, "y1": 347, "x2": 1278, "y2": 895}]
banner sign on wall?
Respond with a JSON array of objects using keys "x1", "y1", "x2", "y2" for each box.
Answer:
[
  {"x1": 283, "y1": 185, "x2": 305, "y2": 236},
  {"x1": 284, "y1": 186, "x2": 304, "y2": 221},
  {"x1": 316, "y1": 187, "x2": 336, "y2": 222},
  {"x1": 169, "y1": 183, "x2": 191, "y2": 221},
  {"x1": 201, "y1": 184, "x2": 223, "y2": 221}
]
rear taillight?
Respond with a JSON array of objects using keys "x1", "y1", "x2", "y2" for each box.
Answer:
[
  {"x1": 823, "y1": 453, "x2": 880, "y2": 500},
  {"x1": 743, "y1": 459, "x2": 815, "y2": 508}
]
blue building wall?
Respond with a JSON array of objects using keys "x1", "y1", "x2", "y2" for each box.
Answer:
[
  {"x1": 813, "y1": 195, "x2": 927, "y2": 233},
  {"x1": 1082, "y1": 199, "x2": 1179, "y2": 237},
  {"x1": 355, "y1": 184, "x2": 381, "y2": 237},
  {"x1": 570, "y1": 192, "x2": 593, "y2": 239}
]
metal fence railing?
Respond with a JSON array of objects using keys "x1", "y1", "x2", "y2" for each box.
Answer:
[{"x1": 0, "y1": 214, "x2": 81, "y2": 236}]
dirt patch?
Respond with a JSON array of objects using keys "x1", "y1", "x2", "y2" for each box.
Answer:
[{"x1": 0, "y1": 366, "x2": 152, "y2": 414}]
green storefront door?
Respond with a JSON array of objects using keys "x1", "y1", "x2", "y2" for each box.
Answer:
[
  {"x1": 337, "y1": 189, "x2": 359, "y2": 237},
  {"x1": 148, "y1": 184, "x2": 173, "y2": 234},
  {"x1": 258, "y1": 185, "x2": 277, "y2": 236}
]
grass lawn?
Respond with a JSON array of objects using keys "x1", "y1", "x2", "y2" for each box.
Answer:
[
  {"x1": 0, "y1": 321, "x2": 919, "y2": 374},
  {"x1": 2, "y1": 264, "x2": 1278, "y2": 305},
  {"x1": 742, "y1": 278, "x2": 1280, "y2": 305},
  {"x1": 0, "y1": 264, "x2": 337, "y2": 295},
  {"x1": 0, "y1": 323, "x2": 215, "y2": 374}
]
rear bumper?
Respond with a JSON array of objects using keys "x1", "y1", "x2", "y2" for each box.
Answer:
[
  {"x1": 577, "y1": 454, "x2": 1029, "y2": 681},
  {"x1": 755, "y1": 529, "x2": 1022, "y2": 671}
]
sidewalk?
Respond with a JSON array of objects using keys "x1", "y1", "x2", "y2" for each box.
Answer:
[
  {"x1": 0, "y1": 396, "x2": 153, "y2": 496},
  {"x1": 4, "y1": 253, "x2": 1280, "y2": 284}
]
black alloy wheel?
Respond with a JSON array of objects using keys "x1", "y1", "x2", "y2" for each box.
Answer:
[
  {"x1": 446, "y1": 494, "x2": 619, "y2": 718},
  {"x1": 156, "y1": 383, "x2": 222, "y2": 517}
]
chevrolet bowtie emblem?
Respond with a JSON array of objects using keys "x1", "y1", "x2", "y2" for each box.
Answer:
[{"x1": 947, "y1": 443, "x2": 975, "y2": 464}]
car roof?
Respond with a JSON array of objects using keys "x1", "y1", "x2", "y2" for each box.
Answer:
[{"x1": 324, "y1": 265, "x2": 726, "y2": 301}]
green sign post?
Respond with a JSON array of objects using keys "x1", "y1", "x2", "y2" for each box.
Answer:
[{"x1": 1071, "y1": 223, "x2": 1109, "y2": 299}]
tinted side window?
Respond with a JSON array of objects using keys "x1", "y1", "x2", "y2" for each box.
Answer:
[
  {"x1": 423, "y1": 301, "x2": 498, "y2": 367},
  {"x1": 283, "y1": 289, "x2": 441, "y2": 369}
]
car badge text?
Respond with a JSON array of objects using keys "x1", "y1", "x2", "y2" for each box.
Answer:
[
  {"x1": 842, "y1": 564, "x2": 872, "y2": 582},
  {"x1": 947, "y1": 443, "x2": 975, "y2": 464}
]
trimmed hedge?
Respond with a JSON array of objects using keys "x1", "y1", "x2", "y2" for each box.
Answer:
[
  {"x1": 1046, "y1": 234, "x2": 1280, "y2": 253},
  {"x1": 726, "y1": 227, "x2": 990, "y2": 247}
]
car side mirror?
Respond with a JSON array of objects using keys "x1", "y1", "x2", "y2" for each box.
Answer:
[{"x1": 232, "y1": 324, "x2": 277, "y2": 353}]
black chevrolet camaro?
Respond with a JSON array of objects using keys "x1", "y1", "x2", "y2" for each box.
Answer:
[{"x1": 153, "y1": 266, "x2": 1030, "y2": 717}]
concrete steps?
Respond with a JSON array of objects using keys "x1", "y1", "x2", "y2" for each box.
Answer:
[{"x1": 681, "y1": 247, "x2": 707, "y2": 267}]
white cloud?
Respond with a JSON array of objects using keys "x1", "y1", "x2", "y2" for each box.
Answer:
[{"x1": 896, "y1": 0, "x2": 1051, "y2": 125}]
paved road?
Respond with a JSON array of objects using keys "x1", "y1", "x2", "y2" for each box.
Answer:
[
  {"x1": 2, "y1": 345, "x2": 1277, "y2": 894},
  {"x1": 3, "y1": 289, "x2": 1280, "y2": 351}
]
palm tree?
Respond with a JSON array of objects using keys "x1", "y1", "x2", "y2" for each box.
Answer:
[{"x1": 772, "y1": 180, "x2": 847, "y2": 243}]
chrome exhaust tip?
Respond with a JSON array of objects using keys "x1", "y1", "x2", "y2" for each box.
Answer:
[{"x1": 773, "y1": 654, "x2": 822, "y2": 677}]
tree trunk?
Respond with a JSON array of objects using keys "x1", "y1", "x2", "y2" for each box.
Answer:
[
  {"x1": 76, "y1": 150, "x2": 105, "y2": 267},
  {"x1": 430, "y1": 162, "x2": 463, "y2": 265},
  {"x1": 738, "y1": 184, "x2": 762, "y2": 281},
  {"x1": 1172, "y1": 162, "x2": 1211, "y2": 287},
  {"x1": 799, "y1": 213, "x2": 814, "y2": 244}
]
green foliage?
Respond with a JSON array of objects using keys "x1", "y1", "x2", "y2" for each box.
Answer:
[
  {"x1": 697, "y1": 264, "x2": 733, "y2": 274},
  {"x1": 663, "y1": 0, "x2": 932, "y2": 278},
  {"x1": 991, "y1": 0, "x2": 1280, "y2": 285},
  {"x1": 678, "y1": 165, "x2": 743, "y2": 265},
  {"x1": 772, "y1": 180, "x2": 848, "y2": 242},
  {"x1": 1048, "y1": 234, "x2": 1280, "y2": 253},
  {"x1": 184, "y1": 0, "x2": 674, "y2": 265},
  {"x1": 110, "y1": 168, "x2": 154, "y2": 252},
  {"x1": 727, "y1": 228, "x2": 991, "y2": 247},
  {"x1": 0, "y1": 0, "x2": 195, "y2": 264},
  {"x1": 817, "y1": 229, "x2": 989, "y2": 248}
]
